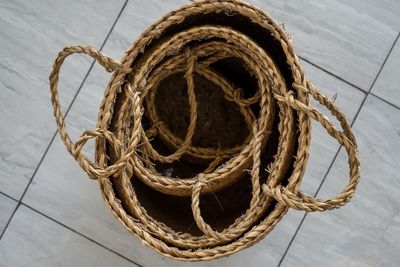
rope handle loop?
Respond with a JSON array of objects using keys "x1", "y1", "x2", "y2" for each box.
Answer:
[
  {"x1": 263, "y1": 81, "x2": 361, "y2": 212},
  {"x1": 49, "y1": 45, "x2": 132, "y2": 179}
]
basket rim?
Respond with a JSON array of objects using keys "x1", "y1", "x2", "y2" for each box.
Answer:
[{"x1": 94, "y1": 0, "x2": 311, "y2": 261}]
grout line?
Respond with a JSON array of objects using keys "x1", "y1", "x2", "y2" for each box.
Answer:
[
  {"x1": 0, "y1": 0, "x2": 128, "y2": 239},
  {"x1": 21, "y1": 203, "x2": 142, "y2": 267},
  {"x1": 0, "y1": 191, "x2": 19, "y2": 203},
  {"x1": 18, "y1": 130, "x2": 59, "y2": 205},
  {"x1": 299, "y1": 56, "x2": 367, "y2": 94},
  {"x1": 277, "y1": 31, "x2": 400, "y2": 267},
  {"x1": 363, "y1": 31, "x2": 400, "y2": 95},
  {"x1": 0, "y1": 203, "x2": 21, "y2": 240},
  {"x1": 370, "y1": 92, "x2": 400, "y2": 110}
]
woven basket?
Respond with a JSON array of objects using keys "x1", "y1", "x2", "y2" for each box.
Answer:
[{"x1": 49, "y1": 0, "x2": 360, "y2": 261}]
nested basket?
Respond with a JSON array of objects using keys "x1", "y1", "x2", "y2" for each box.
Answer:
[{"x1": 49, "y1": 0, "x2": 360, "y2": 261}]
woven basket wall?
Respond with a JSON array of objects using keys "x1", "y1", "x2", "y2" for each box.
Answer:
[{"x1": 49, "y1": 0, "x2": 360, "y2": 261}]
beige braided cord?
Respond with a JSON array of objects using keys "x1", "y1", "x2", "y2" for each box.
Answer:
[
  {"x1": 48, "y1": 0, "x2": 360, "y2": 261},
  {"x1": 263, "y1": 81, "x2": 360, "y2": 212},
  {"x1": 49, "y1": 45, "x2": 134, "y2": 179}
]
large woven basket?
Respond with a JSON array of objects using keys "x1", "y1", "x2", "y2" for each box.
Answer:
[{"x1": 49, "y1": 0, "x2": 360, "y2": 261}]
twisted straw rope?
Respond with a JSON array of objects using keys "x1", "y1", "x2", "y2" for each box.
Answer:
[{"x1": 49, "y1": 0, "x2": 360, "y2": 261}]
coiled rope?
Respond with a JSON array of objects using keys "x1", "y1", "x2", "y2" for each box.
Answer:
[{"x1": 49, "y1": 0, "x2": 360, "y2": 261}]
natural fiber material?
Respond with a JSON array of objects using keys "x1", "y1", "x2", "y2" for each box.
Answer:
[{"x1": 49, "y1": 0, "x2": 360, "y2": 261}]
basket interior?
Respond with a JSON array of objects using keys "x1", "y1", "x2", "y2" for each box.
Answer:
[{"x1": 108, "y1": 9, "x2": 298, "y2": 235}]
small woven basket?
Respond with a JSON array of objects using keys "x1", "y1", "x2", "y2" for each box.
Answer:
[{"x1": 49, "y1": 0, "x2": 360, "y2": 261}]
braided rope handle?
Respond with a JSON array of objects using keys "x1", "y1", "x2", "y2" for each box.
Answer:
[
  {"x1": 263, "y1": 81, "x2": 361, "y2": 212},
  {"x1": 49, "y1": 45, "x2": 133, "y2": 179}
]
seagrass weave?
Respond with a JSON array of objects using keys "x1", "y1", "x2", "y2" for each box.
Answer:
[{"x1": 49, "y1": 0, "x2": 360, "y2": 261}]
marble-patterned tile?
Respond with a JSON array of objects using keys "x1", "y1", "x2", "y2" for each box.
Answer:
[
  {"x1": 0, "y1": 0, "x2": 125, "y2": 199},
  {"x1": 281, "y1": 95, "x2": 400, "y2": 267},
  {"x1": 248, "y1": 0, "x2": 400, "y2": 91},
  {"x1": 371, "y1": 35, "x2": 400, "y2": 108},
  {"x1": 0, "y1": 194, "x2": 17, "y2": 234},
  {"x1": 0, "y1": 205, "x2": 136, "y2": 267}
]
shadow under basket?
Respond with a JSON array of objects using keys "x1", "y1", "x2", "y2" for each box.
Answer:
[{"x1": 49, "y1": 0, "x2": 360, "y2": 262}]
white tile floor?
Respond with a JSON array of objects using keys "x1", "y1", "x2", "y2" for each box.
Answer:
[{"x1": 0, "y1": 0, "x2": 399, "y2": 266}]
